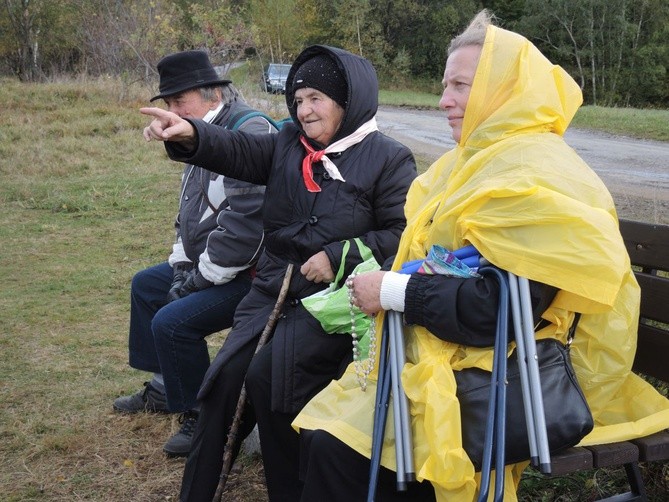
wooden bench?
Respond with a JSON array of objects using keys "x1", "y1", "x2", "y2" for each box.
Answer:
[{"x1": 536, "y1": 219, "x2": 669, "y2": 501}]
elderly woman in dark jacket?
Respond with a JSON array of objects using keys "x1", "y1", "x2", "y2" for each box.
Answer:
[{"x1": 141, "y1": 45, "x2": 417, "y2": 501}]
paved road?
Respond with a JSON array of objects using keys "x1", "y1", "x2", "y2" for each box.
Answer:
[{"x1": 376, "y1": 106, "x2": 669, "y2": 223}]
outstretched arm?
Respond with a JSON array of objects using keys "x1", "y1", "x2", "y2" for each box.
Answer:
[{"x1": 140, "y1": 107, "x2": 197, "y2": 148}]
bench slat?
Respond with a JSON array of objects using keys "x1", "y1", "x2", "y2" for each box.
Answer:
[
  {"x1": 586, "y1": 442, "x2": 639, "y2": 468},
  {"x1": 631, "y1": 430, "x2": 669, "y2": 462},
  {"x1": 635, "y1": 272, "x2": 669, "y2": 325},
  {"x1": 543, "y1": 447, "x2": 593, "y2": 476},
  {"x1": 632, "y1": 323, "x2": 669, "y2": 382},
  {"x1": 619, "y1": 219, "x2": 669, "y2": 271}
]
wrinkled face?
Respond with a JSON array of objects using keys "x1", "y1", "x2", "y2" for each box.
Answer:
[
  {"x1": 294, "y1": 88, "x2": 345, "y2": 146},
  {"x1": 163, "y1": 89, "x2": 217, "y2": 119},
  {"x1": 439, "y1": 44, "x2": 482, "y2": 144}
]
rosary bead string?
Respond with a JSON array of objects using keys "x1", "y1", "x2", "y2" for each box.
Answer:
[{"x1": 346, "y1": 273, "x2": 377, "y2": 391}]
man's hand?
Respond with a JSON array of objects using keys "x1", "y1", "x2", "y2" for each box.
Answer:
[
  {"x1": 166, "y1": 262, "x2": 192, "y2": 303},
  {"x1": 300, "y1": 251, "x2": 335, "y2": 284},
  {"x1": 140, "y1": 107, "x2": 196, "y2": 145},
  {"x1": 176, "y1": 269, "x2": 214, "y2": 299}
]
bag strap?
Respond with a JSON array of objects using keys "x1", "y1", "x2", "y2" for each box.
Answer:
[
  {"x1": 353, "y1": 237, "x2": 374, "y2": 262},
  {"x1": 332, "y1": 238, "x2": 374, "y2": 287},
  {"x1": 535, "y1": 311, "x2": 581, "y2": 346},
  {"x1": 332, "y1": 240, "x2": 351, "y2": 287},
  {"x1": 566, "y1": 312, "x2": 581, "y2": 347},
  {"x1": 227, "y1": 109, "x2": 279, "y2": 131}
]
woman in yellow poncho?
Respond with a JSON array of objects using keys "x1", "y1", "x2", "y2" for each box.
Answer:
[{"x1": 293, "y1": 9, "x2": 669, "y2": 502}]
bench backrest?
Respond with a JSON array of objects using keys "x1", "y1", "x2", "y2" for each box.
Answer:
[{"x1": 618, "y1": 219, "x2": 669, "y2": 384}]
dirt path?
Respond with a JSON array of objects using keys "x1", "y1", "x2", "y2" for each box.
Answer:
[{"x1": 376, "y1": 106, "x2": 669, "y2": 224}]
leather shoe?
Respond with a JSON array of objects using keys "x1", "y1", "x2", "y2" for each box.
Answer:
[
  {"x1": 113, "y1": 381, "x2": 169, "y2": 414},
  {"x1": 163, "y1": 410, "x2": 198, "y2": 457}
]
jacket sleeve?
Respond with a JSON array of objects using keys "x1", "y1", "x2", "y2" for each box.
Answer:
[
  {"x1": 404, "y1": 273, "x2": 558, "y2": 347},
  {"x1": 165, "y1": 119, "x2": 279, "y2": 186},
  {"x1": 197, "y1": 118, "x2": 270, "y2": 284},
  {"x1": 198, "y1": 177, "x2": 265, "y2": 283},
  {"x1": 168, "y1": 236, "x2": 190, "y2": 266}
]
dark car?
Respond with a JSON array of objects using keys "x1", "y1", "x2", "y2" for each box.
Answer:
[{"x1": 262, "y1": 63, "x2": 291, "y2": 94}]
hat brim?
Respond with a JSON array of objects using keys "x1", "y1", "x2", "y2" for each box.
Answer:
[{"x1": 150, "y1": 78, "x2": 232, "y2": 102}]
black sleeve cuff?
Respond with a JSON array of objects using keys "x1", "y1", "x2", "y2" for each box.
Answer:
[{"x1": 404, "y1": 274, "x2": 431, "y2": 327}]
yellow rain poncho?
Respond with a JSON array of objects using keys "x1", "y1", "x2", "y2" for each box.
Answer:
[{"x1": 294, "y1": 24, "x2": 669, "y2": 501}]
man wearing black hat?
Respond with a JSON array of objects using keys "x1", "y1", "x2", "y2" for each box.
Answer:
[{"x1": 113, "y1": 50, "x2": 275, "y2": 457}]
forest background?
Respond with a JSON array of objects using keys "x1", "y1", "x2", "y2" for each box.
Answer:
[{"x1": 2, "y1": 0, "x2": 668, "y2": 108}]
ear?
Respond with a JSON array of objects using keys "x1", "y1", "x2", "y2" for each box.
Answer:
[{"x1": 210, "y1": 88, "x2": 223, "y2": 109}]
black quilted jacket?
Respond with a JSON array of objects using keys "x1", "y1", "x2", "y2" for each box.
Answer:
[{"x1": 166, "y1": 45, "x2": 416, "y2": 413}]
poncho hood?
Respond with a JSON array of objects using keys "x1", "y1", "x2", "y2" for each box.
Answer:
[{"x1": 460, "y1": 25, "x2": 582, "y2": 149}]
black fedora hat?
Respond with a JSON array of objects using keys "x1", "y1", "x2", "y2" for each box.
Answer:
[{"x1": 150, "y1": 50, "x2": 231, "y2": 102}]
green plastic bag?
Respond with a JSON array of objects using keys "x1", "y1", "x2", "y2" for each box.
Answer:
[{"x1": 302, "y1": 238, "x2": 380, "y2": 359}]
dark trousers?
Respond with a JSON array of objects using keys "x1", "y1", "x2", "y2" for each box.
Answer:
[
  {"x1": 246, "y1": 341, "x2": 304, "y2": 501},
  {"x1": 179, "y1": 336, "x2": 258, "y2": 502},
  {"x1": 179, "y1": 338, "x2": 304, "y2": 502},
  {"x1": 128, "y1": 262, "x2": 252, "y2": 412},
  {"x1": 300, "y1": 430, "x2": 436, "y2": 502}
]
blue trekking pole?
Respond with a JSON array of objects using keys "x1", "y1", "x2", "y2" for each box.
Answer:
[
  {"x1": 476, "y1": 266, "x2": 509, "y2": 502},
  {"x1": 367, "y1": 316, "x2": 392, "y2": 502}
]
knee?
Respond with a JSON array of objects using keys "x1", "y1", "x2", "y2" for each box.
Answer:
[
  {"x1": 150, "y1": 306, "x2": 179, "y2": 342},
  {"x1": 150, "y1": 310, "x2": 167, "y2": 336},
  {"x1": 305, "y1": 429, "x2": 336, "y2": 458},
  {"x1": 301, "y1": 430, "x2": 348, "y2": 483},
  {"x1": 131, "y1": 268, "x2": 152, "y2": 296}
]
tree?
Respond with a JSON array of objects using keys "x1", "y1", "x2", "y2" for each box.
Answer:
[
  {"x1": 3, "y1": 0, "x2": 42, "y2": 80},
  {"x1": 519, "y1": 0, "x2": 669, "y2": 106},
  {"x1": 249, "y1": 0, "x2": 303, "y2": 64},
  {"x1": 331, "y1": 0, "x2": 372, "y2": 57},
  {"x1": 0, "y1": 0, "x2": 665, "y2": 106},
  {"x1": 364, "y1": 0, "x2": 478, "y2": 79},
  {"x1": 187, "y1": 2, "x2": 255, "y2": 67},
  {"x1": 2, "y1": 0, "x2": 78, "y2": 80}
]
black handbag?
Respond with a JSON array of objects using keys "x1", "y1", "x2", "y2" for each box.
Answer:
[{"x1": 454, "y1": 314, "x2": 594, "y2": 471}]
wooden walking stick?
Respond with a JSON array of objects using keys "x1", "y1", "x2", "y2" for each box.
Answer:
[{"x1": 212, "y1": 263, "x2": 295, "y2": 502}]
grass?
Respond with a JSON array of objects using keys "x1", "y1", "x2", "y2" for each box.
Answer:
[
  {"x1": 379, "y1": 88, "x2": 444, "y2": 109},
  {"x1": 0, "y1": 75, "x2": 667, "y2": 501},
  {"x1": 0, "y1": 77, "x2": 267, "y2": 501},
  {"x1": 571, "y1": 106, "x2": 669, "y2": 142}
]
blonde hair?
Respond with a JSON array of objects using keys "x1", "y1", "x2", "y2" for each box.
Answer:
[{"x1": 448, "y1": 10, "x2": 494, "y2": 55}]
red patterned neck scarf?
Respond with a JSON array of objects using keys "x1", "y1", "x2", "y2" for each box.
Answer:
[
  {"x1": 299, "y1": 136, "x2": 327, "y2": 192},
  {"x1": 297, "y1": 118, "x2": 379, "y2": 193}
]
